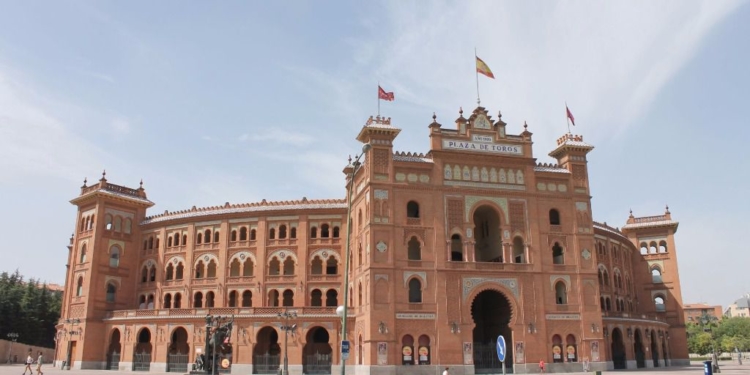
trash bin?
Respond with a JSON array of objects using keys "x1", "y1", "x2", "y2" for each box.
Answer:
[
  {"x1": 595, "y1": 371, "x2": 602, "y2": 375},
  {"x1": 704, "y1": 360, "x2": 713, "y2": 375}
]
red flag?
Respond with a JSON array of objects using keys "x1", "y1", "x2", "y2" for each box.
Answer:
[
  {"x1": 378, "y1": 86, "x2": 394, "y2": 101},
  {"x1": 566, "y1": 105, "x2": 575, "y2": 126}
]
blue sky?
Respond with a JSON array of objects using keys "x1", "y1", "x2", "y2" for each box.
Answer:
[{"x1": 0, "y1": 1, "x2": 748, "y2": 308}]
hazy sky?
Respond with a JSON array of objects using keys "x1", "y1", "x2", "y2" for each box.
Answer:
[{"x1": 1, "y1": 1, "x2": 748, "y2": 308}]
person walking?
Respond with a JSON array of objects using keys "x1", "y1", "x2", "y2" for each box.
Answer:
[
  {"x1": 36, "y1": 352, "x2": 44, "y2": 375},
  {"x1": 22, "y1": 353, "x2": 33, "y2": 375},
  {"x1": 442, "y1": 367, "x2": 450, "y2": 375},
  {"x1": 538, "y1": 359, "x2": 546, "y2": 373}
]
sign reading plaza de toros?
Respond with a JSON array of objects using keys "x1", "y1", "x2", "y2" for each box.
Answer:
[{"x1": 442, "y1": 137, "x2": 523, "y2": 155}]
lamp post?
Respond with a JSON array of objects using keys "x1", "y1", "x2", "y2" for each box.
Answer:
[
  {"x1": 278, "y1": 308, "x2": 298, "y2": 375},
  {"x1": 63, "y1": 319, "x2": 81, "y2": 370},
  {"x1": 340, "y1": 143, "x2": 371, "y2": 375},
  {"x1": 6, "y1": 332, "x2": 18, "y2": 364},
  {"x1": 700, "y1": 313, "x2": 720, "y2": 372}
]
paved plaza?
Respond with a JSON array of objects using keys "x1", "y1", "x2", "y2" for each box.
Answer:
[{"x1": 0, "y1": 362, "x2": 747, "y2": 375}]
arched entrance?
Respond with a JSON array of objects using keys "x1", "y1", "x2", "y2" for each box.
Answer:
[
  {"x1": 133, "y1": 328, "x2": 152, "y2": 371},
  {"x1": 472, "y1": 290, "x2": 513, "y2": 373},
  {"x1": 303, "y1": 327, "x2": 332, "y2": 374},
  {"x1": 253, "y1": 327, "x2": 280, "y2": 374},
  {"x1": 167, "y1": 327, "x2": 189, "y2": 372},
  {"x1": 106, "y1": 329, "x2": 121, "y2": 370},
  {"x1": 634, "y1": 329, "x2": 646, "y2": 368},
  {"x1": 650, "y1": 330, "x2": 659, "y2": 367},
  {"x1": 473, "y1": 206, "x2": 503, "y2": 262},
  {"x1": 610, "y1": 328, "x2": 626, "y2": 370}
]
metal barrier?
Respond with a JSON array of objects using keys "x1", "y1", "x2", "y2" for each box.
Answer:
[
  {"x1": 105, "y1": 352, "x2": 120, "y2": 370},
  {"x1": 132, "y1": 353, "x2": 152, "y2": 372},
  {"x1": 303, "y1": 352, "x2": 332, "y2": 374},
  {"x1": 167, "y1": 353, "x2": 189, "y2": 372},
  {"x1": 253, "y1": 353, "x2": 280, "y2": 374}
]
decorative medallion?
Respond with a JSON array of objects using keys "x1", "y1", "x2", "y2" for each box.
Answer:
[
  {"x1": 240, "y1": 254, "x2": 246, "y2": 260},
  {"x1": 203, "y1": 255, "x2": 209, "y2": 261},
  {"x1": 322, "y1": 251, "x2": 328, "y2": 257},
  {"x1": 581, "y1": 249, "x2": 591, "y2": 260},
  {"x1": 279, "y1": 252, "x2": 286, "y2": 259},
  {"x1": 503, "y1": 230, "x2": 510, "y2": 239},
  {"x1": 376, "y1": 241, "x2": 387, "y2": 253}
]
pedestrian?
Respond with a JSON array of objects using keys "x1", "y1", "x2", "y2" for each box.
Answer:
[
  {"x1": 36, "y1": 352, "x2": 44, "y2": 375},
  {"x1": 442, "y1": 367, "x2": 449, "y2": 375},
  {"x1": 583, "y1": 356, "x2": 590, "y2": 372},
  {"x1": 23, "y1": 353, "x2": 34, "y2": 375},
  {"x1": 539, "y1": 359, "x2": 546, "y2": 373}
]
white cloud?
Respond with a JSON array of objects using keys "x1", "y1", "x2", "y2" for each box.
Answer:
[{"x1": 238, "y1": 128, "x2": 315, "y2": 146}]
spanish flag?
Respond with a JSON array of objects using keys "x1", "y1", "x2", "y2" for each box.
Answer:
[{"x1": 476, "y1": 56, "x2": 495, "y2": 79}]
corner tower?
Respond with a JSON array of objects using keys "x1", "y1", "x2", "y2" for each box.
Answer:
[{"x1": 59, "y1": 172, "x2": 154, "y2": 369}]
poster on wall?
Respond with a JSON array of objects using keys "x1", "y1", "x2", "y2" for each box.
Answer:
[
  {"x1": 377, "y1": 342, "x2": 387, "y2": 365},
  {"x1": 418, "y1": 346, "x2": 430, "y2": 364},
  {"x1": 402, "y1": 346, "x2": 413, "y2": 365},
  {"x1": 514, "y1": 342, "x2": 525, "y2": 364},
  {"x1": 552, "y1": 345, "x2": 563, "y2": 362},
  {"x1": 463, "y1": 342, "x2": 473, "y2": 365},
  {"x1": 591, "y1": 341, "x2": 600, "y2": 362},
  {"x1": 566, "y1": 345, "x2": 577, "y2": 362}
]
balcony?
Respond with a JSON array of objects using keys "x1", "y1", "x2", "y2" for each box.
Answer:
[
  {"x1": 227, "y1": 276, "x2": 256, "y2": 284},
  {"x1": 307, "y1": 275, "x2": 340, "y2": 282},
  {"x1": 265, "y1": 275, "x2": 297, "y2": 283},
  {"x1": 307, "y1": 238, "x2": 341, "y2": 246},
  {"x1": 105, "y1": 306, "x2": 339, "y2": 320},
  {"x1": 165, "y1": 245, "x2": 186, "y2": 254},
  {"x1": 228, "y1": 240, "x2": 256, "y2": 249},
  {"x1": 195, "y1": 243, "x2": 220, "y2": 251},
  {"x1": 191, "y1": 277, "x2": 217, "y2": 285},
  {"x1": 601, "y1": 311, "x2": 668, "y2": 324},
  {"x1": 444, "y1": 262, "x2": 533, "y2": 272}
]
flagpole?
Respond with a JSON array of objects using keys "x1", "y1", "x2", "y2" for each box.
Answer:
[
  {"x1": 475, "y1": 48, "x2": 480, "y2": 105},
  {"x1": 565, "y1": 102, "x2": 571, "y2": 134},
  {"x1": 378, "y1": 82, "x2": 381, "y2": 117}
]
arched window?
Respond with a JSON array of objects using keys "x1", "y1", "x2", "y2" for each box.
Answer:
[
  {"x1": 565, "y1": 334, "x2": 577, "y2": 362},
  {"x1": 358, "y1": 282, "x2": 363, "y2": 306},
  {"x1": 230, "y1": 230, "x2": 237, "y2": 242},
  {"x1": 269, "y1": 258, "x2": 280, "y2": 275},
  {"x1": 166, "y1": 264, "x2": 174, "y2": 280},
  {"x1": 451, "y1": 234, "x2": 463, "y2": 261},
  {"x1": 230, "y1": 259, "x2": 241, "y2": 277},
  {"x1": 269, "y1": 228, "x2": 276, "y2": 240},
  {"x1": 155, "y1": 237, "x2": 160, "y2": 249},
  {"x1": 326, "y1": 290, "x2": 338, "y2": 307},
  {"x1": 326, "y1": 257, "x2": 337, "y2": 275},
  {"x1": 207, "y1": 261, "x2": 217, "y2": 278},
  {"x1": 549, "y1": 209, "x2": 561, "y2": 225},
  {"x1": 239, "y1": 227, "x2": 247, "y2": 241},
  {"x1": 141, "y1": 266, "x2": 149, "y2": 283},
  {"x1": 358, "y1": 243, "x2": 363, "y2": 266},
  {"x1": 242, "y1": 290, "x2": 252, "y2": 307},
  {"x1": 408, "y1": 278, "x2": 422, "y2": 303},
  {"x1": 513, "y1": 237, "x2": 525, "y2": 263},
  {"x1": 204, "y1": 230, "x2": 212, "y2": 243},
  {"x1": 332, "y1": 226, "x2": 340, "y2": 238},
  {"x1": 243, "y1": 259, "x2": 253, "y2": 276},
  {"x1": 659, "y1": 241, "x2": 668, "y2": 253},
  {"x1": 310, "y1": 227, "x2": 318, "y2": 238},
  {"x1": 113, "y1": 216, "x2": 122, "y2": 232},
  {"x1": 174, "y1": 293, "x2": 182, "y2": 308},
  {"x1": 197, "y1": 233, "x2": 203, "y2": 244},
  {"x1": 418, "y1": 335, "x2": 431, "y2": 365},
  {"x1": 605, "y1": 297, "x2": 611, "y2": 311},
  {"x1": 552, "y1": 242, "x2": 564, "y2": 264},
  {"x1": 76, "y1": 277, "x2": 83, "y2": 296},
  {"x1": 174, "y1": 233, "x2": 180, "y2": 246},
  {"x1": 407, "y1": 201, "x2": 420, "y2": 218},
  {"x1": 213, "y1": 231, "x2": 219, "y2": 243},
  {"x1": 311, "y1": 289, "x2": 323, "y2": 306},
  {"x1": 168, "y1": 237, "x2": 173, "y2": 248},
  {"x1": 164, "y1": 293, "x2": 172, "y2": 309},
  {"x1": 206, "y1": 292, "x2": 215, "y2": 308},
  {"x1": 79, "y1": 244, "x2": 87, "y2": 263},
  {"x1": 228, "y1": 291, "x2": 237, "y2": 307},
  {"x1": 311, "y1": 257, "x2": 323, "y2": 275},
  {"x1": 279, "y1": 225, "x2": 287, "y2": 239},
  {"x1": 599, "y1": 296, "x2": 605, "y2": 312},
  {"x1": 555, "y1": 281, "x2": 567, "y2": 305},
  {"x1": 106, "y1": 283, "x2": 116, "y2": 303},
  {"x1": 651, "y1": 268, "x2": 662, "y2": 283},
  {"x1": 649, "y1": 241, "x2": 657, "y2": 254},
  {"x1": 124, "y1": 218, "x2": 132, "y2": 234},
  {"x1": 407, "y1": 236, "x2": 421, "y2": 260},
  {"x1": 149, "y1": 266, "x2": 155, "y2": 282},
  {"x1": 105, "y1": 214, "x2": 113, "y2": 230},
  {"x1": 640, "y1": 242, "x2": 648, "y2": 255},
  {"x1": 283, "y1": 258, "x2": 295, "y2": 275},
  {"x1": 654, "y1": 296, "x2": 666, "y2": 311},
  {"x1": 195, "y1": 261, "x2": 205, "y2": 279},
  {"x1": 148, "y1": 237, "x2": 154, "y2": 249},
  {"x1": 176, "y1": 263, "x2": 184, "y2": 279},
  {"x1": 250, "y1": 229, "x2": 257, "y2": 240},
  {"x1": 194, "y1": 292, "x2": 203, "y2": 308},
  {"x1": 321, "y1": 224, "x2": 330, "y2": 238},
  {"x1": 291, "y1": 227, "x2": 297, "y2": 239},
  {"x1": 282, "y1": 289, "x2": 294, "y2": 307}
]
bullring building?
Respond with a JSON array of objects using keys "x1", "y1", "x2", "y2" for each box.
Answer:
[{"x1": 57, "y1": 106, "x2": 688, "y2": 374}]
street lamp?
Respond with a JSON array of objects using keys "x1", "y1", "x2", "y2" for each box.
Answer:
[
  {"x1": 6, "y1": 332, "x2": 18, "y2": 364},
  {"x1": 340, "y1": 143, "x2": 371, "y2": 375},
  {"x1": 700, "y1": 313, "x2": 720, "y2": 372},
  {"x1": 63, "y1": 319, "x2": 81, "y2": 370},
  {"x1": 278, "y1": 309, "x2": 298, "y2": 375}
]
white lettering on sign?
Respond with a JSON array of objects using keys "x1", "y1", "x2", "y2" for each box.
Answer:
[
  {"x1": 545, "y1": 314, "x2": 581, "y2": 320},
  {"x1": 396, "y1": 313, "x2": 436, "y2": 320},
  {"x1": 472, "y1": 135, "x2": 494, "y2": 143},
  {"x1": 442, "y1": 140, "x2": 522, "y2": 155}
]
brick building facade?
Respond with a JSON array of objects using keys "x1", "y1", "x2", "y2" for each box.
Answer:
[{"x1": 56, "y1": 106, "x2": 688, "y2": 374}]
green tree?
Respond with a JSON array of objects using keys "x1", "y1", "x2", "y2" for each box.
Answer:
[{"x1": 0, "y1": 270, "x2": 61, "y2": 347}]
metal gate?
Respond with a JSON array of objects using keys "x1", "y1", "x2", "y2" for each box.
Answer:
[
  {"x1": 132, "y1": 353, "x2": 152, "y2": 372},
  {"x1": 303, "y1": 352, "x2": 332, "y2": 374},
  {"x1": 106, "y1": 352, "x2": 120, "y2": 370},
  {"x1": 253, "y1": 353, "x2": 280, "y2": 374},
  {"x1": 473, "y1": 343, "x2": 510, "y2": 374},
  {"x1": 167, "y1": 353, "x2": 189, "y2": 372}
]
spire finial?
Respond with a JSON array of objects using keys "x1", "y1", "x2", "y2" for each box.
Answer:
[
  {"x1": 140, "y1": 179, "x2": 144, "y2": 188},
  {"x1": 459, "y1": 107, "x2": 463, "y2": 116},
  {"x1": 432, "y1": 112, "x2": 437, "y2": 121},
  {"x1": 498, "y1": 110, "x2": 502, "y2": 119},
  {"x1": 102, "y1": 169, "x2": 106, "y2": 178},
  {"x1": 665, "y1": 205, "x2": 670, "y2": 214},
  {"x1": 629, "y1": 209, "x2": 634, "y2": 218},
  {"x1": 348, "y1": 155, "x2": 352, "y2": 164},
  {"x1": 83, "y1": 177, "x2": 87, "y2": 187},
  {"x1": 524, "y1": 121, "x2": 528, "y2": 130}
]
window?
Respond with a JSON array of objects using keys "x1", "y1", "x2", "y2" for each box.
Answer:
[
  {"x1": 230, "y1": 230, "x2": 237, "y2": 242},
  {"x1": 279, "y1": 225, "x2": 287, "y2": 239},
  {"x1": 207, "y1": 261, "x2": 217, "y2": 278},
  {"x1": 407, "y1": 201, "x2": 420, "y2": 218},
  {"x1": 113, "y1": 216, "x2": 122, "y2": 232},
  {"x1": 311, "y1": 257, "x2": 323, "y2": 275},
  {"x1": 651, "y1": 268, "x2": 662, "y2": 283},
  {"x1": 326, "y1": 257, "x2": 337, "y2": 275},
  {"x1": 555, "y1": 281, "x2": 567, "y2": 305},
  {"x1": 283, "y1": 258, "x2": 295, "y2": 275},
  {"x1": 269, "y1": 258, "x2": 281, "y2": 275},
  {"x1": 205, "y1": 291, "x2": 215, "y2": 307},
  {"x1": 174, "y1": 293, "x2": 182, "y2": 308},
  {"x1": 321, "y1": 224, "x2": 330, "y2": 238},
  {"x1": 311, "y1": 289, "x2": 322, "y2": 306},
  {"x1": 228, "y1": 291, "x2": 237, "y2": 307},
  {"x1": 332, "y1": 226, "x2": 340, "y2": 238},
  {"x1": 640, "y1": 242, "x2": 648, "y2": 255},
  {"x1": 250, "y1": 229, "x2": 256, "y2": 240},
  {"x1": 290, "y1": 227, "x2": 297, "y2": 239},
  {"x1": 141, "y1": 266, "x2": 148, "y2": 283},
  {"x1": 204, "y1": 230, "x2": 212, "y2": 243},
  {"x1": 176, "y1": 263, "x2": 184, "y2": 279},
  {"x1": 105, "y1": 214, "x2": 113, "y2": 230},
  {"x1": 148, "y1": 237, "x2": 154, "y2": 249},
  {"x1": 106, "y1": 283, "x2": 116, "y2": 303},
  {"x1": 79, "y1": 244, "x2": 87, "y2": 263},
  {"x1": 326, "y1": 290, "x2": 338, "y2": 307},
  {"x1": 243, "y1": 259, "x2": 254, "y2": 276},
  {"x1": 451, "y1": 234, "x2": 463, "y2": 261},
  {"x1": 240, "y1": 227, "x2": 248, "y2": 241},
  {"x1": 168, "y1": 237, "x2": 173, "y2": 248},
  {"x1": 659, "y1": 241, "x2": 668, "y2": 253},
  {"x1": 213, "y1": 231, "x2": 219, "y2": 243},
  {"x1": 166, "y1": 264, "x2": 174, "y2": 280},
  {"x1": 197, "y1": 233, "x2": 203, "y2": 244},
  {"x1": 76, "y1": 277, "x2": 83, "y2": 296},
  {"x1": 407, "y1": 236, "x2": 421, "y2": 260},
  {"x1": 230, "y1": 259, "x2": 240, "y2": 277},
  {"x1": 310, "y1": 227, "x2": 317, "y2": 238},
  {"x1": 408, "y1": 278, "x2": 422, "y2": 303},
  {"x1": 358, "y1": 282, "x2": 363, "y2": 306},
  {"x1": 124, "y1": 219, "x2": 132, "y2": 234},
  {"x1": 655, "y1": 296, "x2": 666, "y2": 312},
  {"x1": 552, "y1": 242, "x2": 564, "y2": 264},
  {"x1": 195, "y1": 261, "x2": 205, "y2": 279},
  {"x1": 194, "y1": 292, "x2": 203, "y2": 308},
  {"x1": 513, "y1": 237, "x2": 525, "y2": 263},
  {"x1": 282, "y1": 289, "x2": 294, "y2": 306},
  {"x1": 109, "y1": 247, "x2": 120, "y2": 268},
  {"x1": 549, "y1": 209, "x2": 561, "y2": 225},
  {"x1": 150, "y1": 267, "x2": 156, "y2": 282},
  {"x1": 173, "y1": 233, "x2": 180, "y2": 247},
  {"x1": 241, "y1": 290, "x2": 252, "y2": 307},
  {"x1": 269, "y1": 228, "x2": 276, "y2": 239},
  {"x1": 268, "y1": 290, "x2": 280, "y2": 306},
  {"x1": 164, "y1": 294, "x2": 172, "y2": 309}
]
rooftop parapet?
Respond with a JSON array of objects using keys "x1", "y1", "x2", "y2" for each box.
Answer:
[{"x1": 71, "y1": 171, "x2": 153, "y2": 207}]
